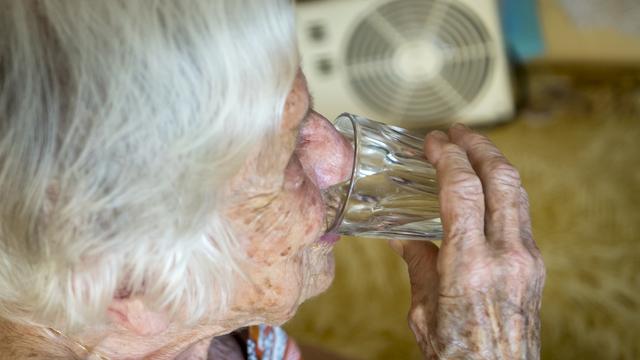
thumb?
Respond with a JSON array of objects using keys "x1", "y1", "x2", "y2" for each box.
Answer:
[
  {"x1": 388, "y1": 240, "x2": 439, "y2": 304},
  {"x1": 389, "y1": 240, "x2": 440, "y2": 356}
]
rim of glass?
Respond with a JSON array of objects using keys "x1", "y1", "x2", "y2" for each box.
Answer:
[{"x1": 326, "y1": 112, "x2": 360, "y2": 234}]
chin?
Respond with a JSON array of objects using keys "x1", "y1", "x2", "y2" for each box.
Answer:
[
  {"x1": 302, "y1": 248, "x2": 336, "y2": 300},
  {"x1": 266, "y1": 250, "x2": 335, "y2": 326}
]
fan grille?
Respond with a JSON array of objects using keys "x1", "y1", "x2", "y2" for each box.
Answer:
[{"x1": 346, "y1": 0, "x2": 495, "y2": 123}]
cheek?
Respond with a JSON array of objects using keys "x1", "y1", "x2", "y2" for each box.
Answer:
[
  {"x1": 280, "y1": 155, "x2": 325, "y2": 236},
  {"x1": 227, "y1": 162, "x2": 324, "y2": 265},
  {"x1": 257, "y1": 179, "x2": 323, "y2": 263},
  {"x1": 230, "y1": 251, "x2": 320, "y2": 324}
]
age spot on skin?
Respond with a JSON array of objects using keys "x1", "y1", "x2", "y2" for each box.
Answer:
[{"x1": 280, "y1": 246, "x2": 292, "y2": 257}]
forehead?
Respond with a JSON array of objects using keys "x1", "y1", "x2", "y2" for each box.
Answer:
[{"x1": 280, "y1": 71, "x2": 310, "y2": 132}]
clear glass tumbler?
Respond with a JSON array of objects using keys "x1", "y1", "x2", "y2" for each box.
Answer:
[{"x1": 323, "y1": 113, "x2": 442, "y2": 241}]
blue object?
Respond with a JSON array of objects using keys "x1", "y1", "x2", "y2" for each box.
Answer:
[{"x1": 499, "y1": 0, "x2": 545, "y2": 62}]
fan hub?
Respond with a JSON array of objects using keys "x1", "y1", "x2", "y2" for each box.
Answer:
[
  {"x1": 393, "y1": 41, "x2": 443, "y2": 82},
  {"x1": 344, "y1": 0, "x2": 496, "y2": 122}
]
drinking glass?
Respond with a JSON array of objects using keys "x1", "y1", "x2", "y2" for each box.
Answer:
[{"x1": 323, "y1": 113, "x2": 442, "y2": 241}]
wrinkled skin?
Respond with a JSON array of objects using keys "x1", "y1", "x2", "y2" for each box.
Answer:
[
  {"x1": 1, "y1": 69, "x2": 545, "y2": 359},
  {"x1": 391, "y1": 125, "x2": 545, "y2": 359},
  {"x1": 221, "y1": 71, "x2": 353, "y2": 326},
  {"x1": 87, "y1": 72, "x2": 355, "y2": 359},
  {"x1": 0, "y1": 71, "x2": 355, "y2": 359}
]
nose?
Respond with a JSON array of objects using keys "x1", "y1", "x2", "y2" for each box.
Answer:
[{"x1": 295, "y1": 111, "x2": 354, "y2": 190}]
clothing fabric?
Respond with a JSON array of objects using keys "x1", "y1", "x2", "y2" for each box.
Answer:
[{"x1": 208, "y1": 325, "x2": 302, "y2": 360}]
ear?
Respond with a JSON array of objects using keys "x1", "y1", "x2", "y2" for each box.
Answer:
[{"x1": 107, "y1": 298, "x2": 169, "y2": 336}]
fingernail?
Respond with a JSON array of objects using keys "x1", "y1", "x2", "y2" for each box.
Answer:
[{"x1": 388, "y1": 240, "x2": 404, "y2": 257}]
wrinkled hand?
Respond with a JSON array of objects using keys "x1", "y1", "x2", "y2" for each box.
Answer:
[{"x1": 391, "y1": 125, "x2": 545, "y2": 359}]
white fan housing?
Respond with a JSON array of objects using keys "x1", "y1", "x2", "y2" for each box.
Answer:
[{"x1": 296, "y1": 0, "x2": 514, "y2": 128}]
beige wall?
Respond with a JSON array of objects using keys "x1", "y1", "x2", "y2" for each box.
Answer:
[{"x1": 538, "y1": 0, "x2": 640, "y2": 63}]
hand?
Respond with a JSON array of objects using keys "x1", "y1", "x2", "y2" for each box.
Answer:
[{"x1": 390, "y1": 124, "x2": 545, "y2": 359}]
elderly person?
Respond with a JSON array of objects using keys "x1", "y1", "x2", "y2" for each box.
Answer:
[{"x1": 0, "y1": 1, "x2": 545, "y2": 359}]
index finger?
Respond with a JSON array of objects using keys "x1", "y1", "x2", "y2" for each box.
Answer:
[
  {"x1": 449, "y1": 125, "x2": 527, "y2": 252},
  {"x1": 424, "y1": 130, "x2": 486, "y2": 253}
]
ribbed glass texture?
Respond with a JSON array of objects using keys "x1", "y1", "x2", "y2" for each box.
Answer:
[{"x1": 323, "y1": 113, "x2": 442, "y2": 240}]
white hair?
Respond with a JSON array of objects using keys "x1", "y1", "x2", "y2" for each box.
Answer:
[{"x1": 0, "y1": 0, "x2": 298, "y2": 331}]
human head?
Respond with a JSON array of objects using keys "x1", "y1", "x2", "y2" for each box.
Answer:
[{"x1": 0, "y1": 1, "x2": 351, "y2": 350}]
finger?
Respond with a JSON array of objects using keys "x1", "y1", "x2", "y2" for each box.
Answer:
[
  {"x1": 424, "y1": 130, "x2": 486, "y2": 253},
  {"x1": 389, "y1": 239, "x2": 440, "y2": 355},
  {"x1": 389, "y1": 240, "x2": 439, "y2": 297},
  {"x1": 517, "y1": 187, "x2": 545, "y2": 290},
  {"x1": 519, "y1": 187, "x2": 540, "y2": 257},
  {"x1": 448, "y1": 124, "x2": 523, "y2": 250}
]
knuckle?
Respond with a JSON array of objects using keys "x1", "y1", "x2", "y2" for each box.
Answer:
[
  {"x1": 520, "y1": 227, "x2": 534, "y2": 243},
  {"x1": 440, "y1": 143, "x2": 465, "y2": 159},
  {"x1": 519, "y1": 187, "x2": 530, "y2": 207},
  {"x1": 443, "y1": 174, "x2": 483, "y2": 202},
  {"x1": 407, "y1": 305, "x2": 428, "y2": 334},
  {"x1": 503, "y1": 248, "x2": 538, "y2": 277},
  {"x1": 407, "y1": 306, "x2": 422, "y2": 325},
  {"x1": 533, "y1": 251, "x2": 546, "y2": 279},
  {"x1": 488, "y1": 161, "x2": 521, "y2": 187},
  {"x1": 539, "y1": 262, "x2": 547, "y2": 283},
  {"x1": 447, "y1": 225, "x2": 485, "y2": 247},
  {"x1": 536, "y1": 262, "x2": 546, "y2": 285},
  {"x1": 449, "y1": 172, "x2": 482, "y2": 192},
  {"x1": 528, "y1": 238, "x2": 543, "y2": 257},
  {"x1": 467, "y1": 133, "x2": 493, "y2": 150}
]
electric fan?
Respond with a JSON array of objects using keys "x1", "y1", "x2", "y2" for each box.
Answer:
[{"x1": 297, "y1": 0, "x2": 513, "y2": 127}]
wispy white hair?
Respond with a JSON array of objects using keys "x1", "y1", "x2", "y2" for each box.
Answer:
[{"x1": 0, "y1": 0, "x2": 298, "y2": 331}]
